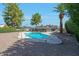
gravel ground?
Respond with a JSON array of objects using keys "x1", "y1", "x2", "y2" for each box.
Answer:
[{"x1": 0, "y1": 32, "x2": 79, "y2": 56}]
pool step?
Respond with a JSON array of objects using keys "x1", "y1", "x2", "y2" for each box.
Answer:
[{"x1": 46, "y1": 35, "x2": 62, "y2": 44}]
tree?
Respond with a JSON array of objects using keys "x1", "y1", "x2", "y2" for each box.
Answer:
[
  {"x1": 64, "y1": 3, "x2": 79, "y2": 26},
  {"x1": 54, "y1": 4, "x2": 65, "y2": 33},
  {"x1": 3, "y1": 3, "x2": 23, "y2": 28},
  {"x1": 31, "y1": 13, "x2": 41, "y2": 26},
  {"x1": 64, "y1": 3, "x2": 79, "y2": 41}
]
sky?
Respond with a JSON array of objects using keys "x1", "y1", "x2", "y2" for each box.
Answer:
[{"x1": 0, "y1": 3, "x2": 69, "y2": 27}]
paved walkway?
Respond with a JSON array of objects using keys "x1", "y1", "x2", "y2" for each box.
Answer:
[
  {"x1": 0, "y1": 32, "x2": 79, "y2": 56},
  {"x1": 0, "y1": 32, "x2": 18, "y2": 53}
]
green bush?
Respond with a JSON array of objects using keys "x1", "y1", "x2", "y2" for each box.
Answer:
[
  {"x1": 65, "y1": 20, "x2": 79, "y2": 42},
  {"x1": 65, "y1": 20, "x2": 79, "y2": 34},
  {"x1": 0, "y1": 26, "x2": 26, "y2": 33},
  {"x1": 75, "y1": 33, "x2": 79, "y2": 42},
  {"x1": 65, "y1": 21, "x2": 70, "y2": 33},
  {"x1": 0, "y1": 26, "x2": 16, "y2": 33}
]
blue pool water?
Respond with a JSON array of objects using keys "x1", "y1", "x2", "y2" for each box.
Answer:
[{"x1": 24, "y1": 32, "x2": 49, "y2": 39}]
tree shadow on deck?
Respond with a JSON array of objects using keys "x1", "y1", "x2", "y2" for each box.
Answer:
[
  {"x1": 1, "y1": 39, "x2": 55, "y2": 56},
  {"x1": 1, "y1": 37, "x2": 79, "y2": 56}
]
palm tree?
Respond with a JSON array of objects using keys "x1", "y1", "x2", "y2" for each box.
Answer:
[{"x1": 54, "y1": 4, "x2": 65, "y2": 33}]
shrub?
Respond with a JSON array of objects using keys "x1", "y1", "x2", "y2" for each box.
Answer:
[
  {"x1": 65, "y1": 20, "x2": 79, "y2": 42},
  {"x1": 0, "y1": 26, "x2": 16, "y2": 33},
  {"x1": 75, "y1": 33, "x2": 79, "y2": 42},
  {"x1": 65, "y1": 20, "x2": 75, "y2": 34}
]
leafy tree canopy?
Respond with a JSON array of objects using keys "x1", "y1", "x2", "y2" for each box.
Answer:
[
  {"x1": 31, "y1": 13, "x2": 41, "y2": 26},
  {"x1": 3, "y1": 3, "x2": 24, "y2": 28},
  {"x1": 64, "y1": 3, "x2": 79, "y2": 26}
]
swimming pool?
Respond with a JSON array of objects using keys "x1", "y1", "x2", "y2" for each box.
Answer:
[
  {"x1": 24, "y1": 32, "x2": 49, "y2": 39},
  {"x1": 18, "y1": 32, "x2": 62, "y2": 44}
]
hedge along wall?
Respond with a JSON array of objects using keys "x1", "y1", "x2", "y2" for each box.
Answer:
[
  {"x1": 64, "y1": 4, "x2": 79, "y2": 42},
  {"x1": 65, "y1": 19, "x2": 79, "y2": 42}
]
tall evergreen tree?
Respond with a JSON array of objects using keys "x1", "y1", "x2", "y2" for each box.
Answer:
[{"x1": 3, "y1": 3, "x2": 23, "y2": 28}]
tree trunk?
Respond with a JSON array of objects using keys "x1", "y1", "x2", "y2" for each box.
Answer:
[
  {"x1": 59, "y1": 13, "x2": 64, "y2": 33},
  {"x1": 60, "y1": 19, "x2": 63, "y2": 33}
]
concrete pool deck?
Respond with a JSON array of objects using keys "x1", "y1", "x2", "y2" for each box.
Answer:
[
  {"x1": 0, "y1": 32, "x2": 54, "y2": 53},
  {"x1": 0, "y1": 32, "x2": 19, "y2": 53},
  {"x1": 0, "y1": 32, "x2": 79, "y2": 56},
  {"x1": 0, "y1": 31, "x2": 58, "y2": 53}
]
